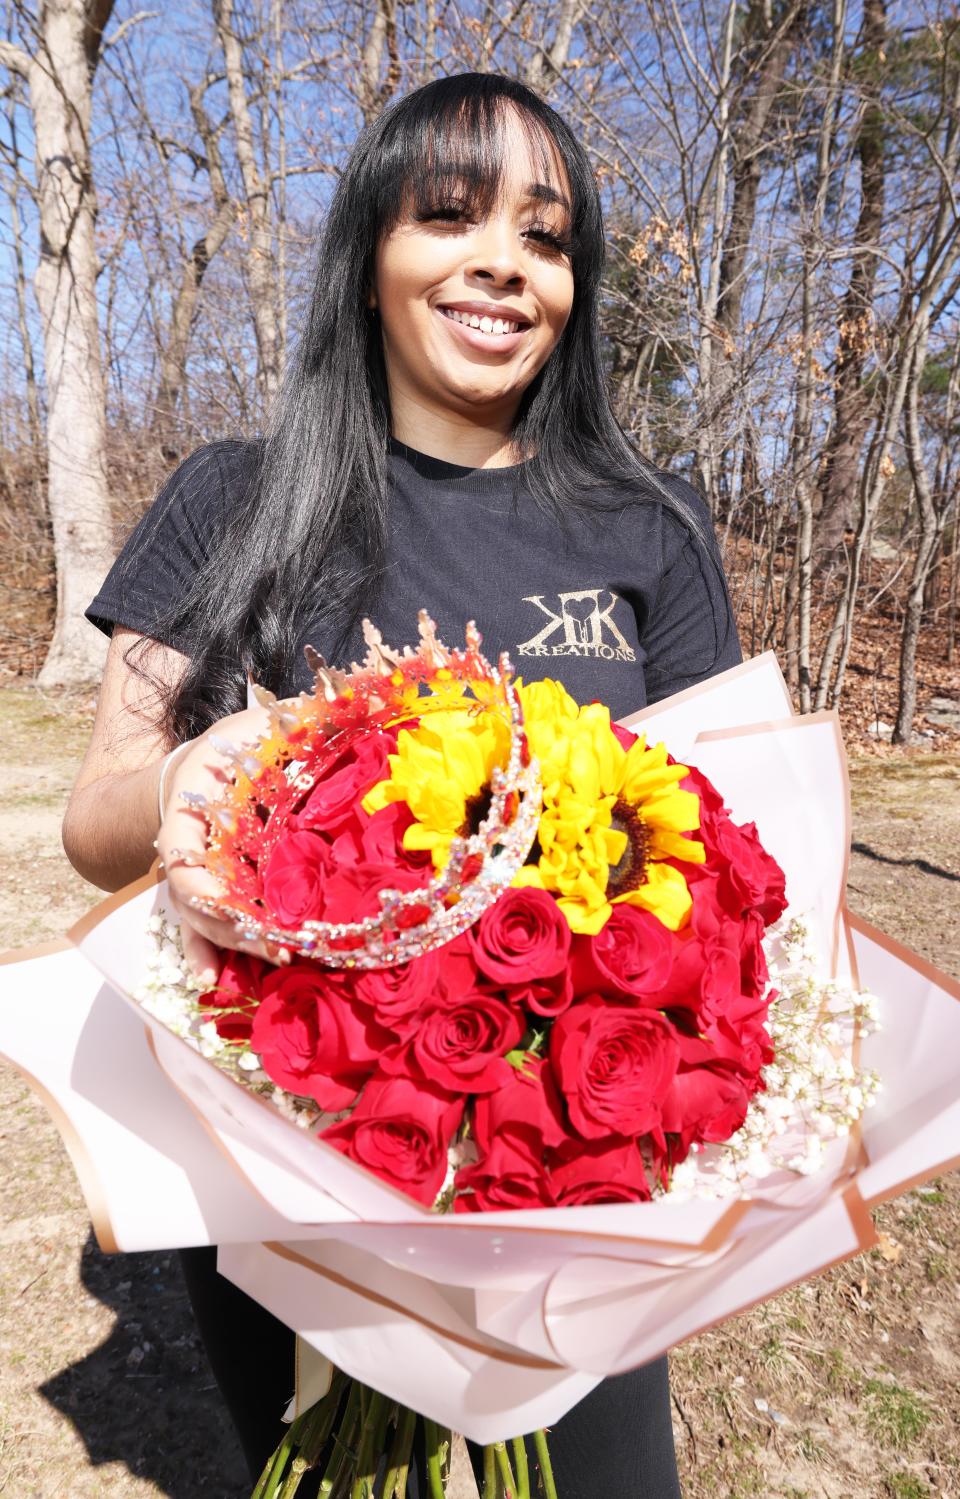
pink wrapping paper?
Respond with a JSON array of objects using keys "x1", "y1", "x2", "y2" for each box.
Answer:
[{"x1": 2, "y1": 652, "x2": 957, "y2": 1442}]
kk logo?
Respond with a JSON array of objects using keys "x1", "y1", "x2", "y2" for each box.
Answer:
[{"x1": 517, "y1": 589, "x2": 636, "y2": 661}]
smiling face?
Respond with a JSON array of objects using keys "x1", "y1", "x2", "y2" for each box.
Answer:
[{"x1": 370, "y1": 106, "x2": 576, "y2": 452}]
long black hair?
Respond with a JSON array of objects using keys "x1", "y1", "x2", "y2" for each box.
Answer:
[{"x1": 156, "y1": 72, "x2": 706, "y2": 741}]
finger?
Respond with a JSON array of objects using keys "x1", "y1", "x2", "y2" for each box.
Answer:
[
  {"x1": 167, "y1": 885, "x2": 285, "y2": 966},
  {"x1": 178, "y1": 918, "x2": 222, "y2": 987}
]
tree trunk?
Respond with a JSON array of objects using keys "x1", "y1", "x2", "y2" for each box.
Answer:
[
  {"x1": 153, "y1": 82, "x2": 237, "y2": 451},
  {"x1": 1, "y1": 0, "x2": 116, "y2": 687},
  {"x1": 815, "y1": 0, "x2": 887, "y2": 560},
  {"x1": 893, "y1": 321, "x2": 939, "y2": 743},
  {"x1": 715, "y1": 0, "x2": 808, "y2": 340},
  {"x1": 525, "y1": 0, "x2": 588, "y2": 94},
  {"x1": 215, "y1": 0, "x2": 279, "y2": 410},
  {"x1": 359, "y1": 0, "x2": 401, "y2": 122}
]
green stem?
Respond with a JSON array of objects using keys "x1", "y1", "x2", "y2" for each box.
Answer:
[
  {"x1": 299, "y1": 1372, "x2": 349, "y2": 1467},
  {"x1": 317, "y1": 1381, "x2": 361, "y2": 1499},
  {"x1": 510, "y1": 1437, "x2": 530, "y2": 1499},
  {"x1": 494, "y1": 1441, "x2": 517, "y2": 1498},
  {"x1": 252, "y1": 1420, "x2": 298, "y2": 1499},
  {"x1": 532, "y1": 1430, "x2": 558, "y2": 1499},
  {"x1": 423, "y1": 1418, "x2": 446, "y2": 1499},
  {"x1": 381, "y1": 1406, "x2": 417, "y2": 1499},
  {"x1": 350, "y1": 1391, "x2": 387, "y2": 1499}
]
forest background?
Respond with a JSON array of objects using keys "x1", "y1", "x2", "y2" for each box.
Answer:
[
  {"x1": 0, "y1": 3, "x2": 959, "y2": 1499},
  {"x1": 0, "y1": 0, "x2": 958, "y2": 743}
]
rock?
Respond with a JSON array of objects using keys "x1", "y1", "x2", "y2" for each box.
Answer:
[
  {"x1": 868, "y1": 719, "x2": 894, "y2": 740},
  {"x1": 924, "y1": 699, "x2": 960, "y2": 729},
  {"x1": 870, "y1": 536, "x2": 899, "y2": 561}
]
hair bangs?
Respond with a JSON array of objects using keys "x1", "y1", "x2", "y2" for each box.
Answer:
[{"x1": 370, "y1": 76, "x2": 593, "y2": 276}]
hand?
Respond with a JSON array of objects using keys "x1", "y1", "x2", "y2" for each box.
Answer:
[{"x1": 156, "y1": 702, "x2": 286, "y2": 984}]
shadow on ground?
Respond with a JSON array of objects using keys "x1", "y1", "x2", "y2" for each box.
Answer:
[{"x1": 39, "y1": 1231, "x2": 249, "y2": 1497}]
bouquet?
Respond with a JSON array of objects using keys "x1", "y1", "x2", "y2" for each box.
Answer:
[
  {"x1": 133, "y1": 614, "x2": 876, "y2": 1495},
  {"x1": 5, "y1": 629, "x2": 958, "y2": 1498}
]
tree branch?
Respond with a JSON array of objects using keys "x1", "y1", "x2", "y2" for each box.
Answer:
[
  {"x1": 0, "y1": 39, "x2": 33, "y2": 79},
  {"x1": 103, "y1": 10, "x2": 159, "y2": 51}
]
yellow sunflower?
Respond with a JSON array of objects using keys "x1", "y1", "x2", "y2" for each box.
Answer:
[
  {"x1": 511, "y1": 679, "x2": 704, "y2": 934},
  {"x1": 361, "y1": 702, "x2": 510, "y2": 870},
  {"x1": 361, "y1": 677, "x2": 703, "y2": 937}
]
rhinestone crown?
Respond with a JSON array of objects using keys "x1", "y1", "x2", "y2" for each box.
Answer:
[{"x1": 185, "y1": 612, "x2": 543, "y2": 968}]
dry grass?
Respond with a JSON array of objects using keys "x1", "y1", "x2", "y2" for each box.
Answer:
[{"x1": 0, "y1": 685, "x2": 957, "y2": 1498}]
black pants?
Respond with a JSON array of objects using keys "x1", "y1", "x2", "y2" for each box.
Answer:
[{"x1": 179, "y1": 1247, "x2": 682, "y2": 1498}]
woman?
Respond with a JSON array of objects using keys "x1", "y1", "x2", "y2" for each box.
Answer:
[{"x1": 64, "y1": 71, "x2": 739, "y2": 1497}]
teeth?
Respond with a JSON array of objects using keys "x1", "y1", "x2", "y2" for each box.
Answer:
[{"x1": 440, "y1": 308, "x2": 522, "y2": 337}]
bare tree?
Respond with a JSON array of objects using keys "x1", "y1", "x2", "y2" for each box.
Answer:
[
  {"x1": 815, "y1": 0, "x2": 887, "y2": 560},
  {"x1": 0, "y1": 0, "x2": 117, "y2": 685},
  {"x1": 152, "y1": 79, "x2": 239, "y2": 448},
  {"x1": 214, "y1": 0, "x2": 279, "y2": 408}
]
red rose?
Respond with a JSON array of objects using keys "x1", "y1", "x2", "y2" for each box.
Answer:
[
  {"x1": 472, "y1": 1055, "x2": 568, "y2": 1157},
  {"x1": 354, "y1": 934, "x2": 479, "y2": 1038},
  {"x1": 327, "y1": 802, "x2": 431, "y2": 874},
  {"x1": 739, "y1": 911, "x2": 771, "y2": 1000},
  {"x1": 323, "y1": 1074, "x2": 464, "y2": 1206},
  {"x1": 611, "y1": 721, "x2": 639, "y2": 750},
  {"x1": 201, "y1": 951, "x2": 265, "y2": 1041},
  {"x1": 469, "y1": 888, "x2": 572, "y2": 1015},
  {"x1": 381, "y1": 993, "x2": 524, "y2": 1093},
  {"x1": 570, "y1": 905, "x2": 673, "y2": 1002},
  {"x1": 316, "y1": 859, "x2": 428, "y2": 925},
  {"x1": 548, "y1": 1138, "x2": 652, "y2": 1205},
  {"x1": 354, "y1": 948, "x2": 443, "y2": 1036},
  {"x1": 656, "y1": 920, "x2": 743, "y2": 1018},
  {"x1": 454, "y1": 1133, "x2": 557, "y2": 1211},
  {"x1": 454, "y1": 1057, "x2": 566, "y2": 1211},
  {"x1": 701, "y1": 993, "x2": 774, "y2": 1077},
  {"x1": 297, "y1": 728, "x2": 398, "y2": 834},
  {"x1": 251, "y1": 964, "x2": 387, "y2": 1111},
  {"x1": 682, "y1": 766, "x2": 787, "y2": 924},
  {"x1": 261, "y1": 829, "x2": 332, "y2": 926},
  {"x1": 550, "y1": 995, "x2": 679, "y2": 1140},
  {"x1": 660, "y1": 1052, "x2": 754, "y2": 1152}
]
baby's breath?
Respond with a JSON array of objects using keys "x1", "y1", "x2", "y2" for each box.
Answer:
[
  {"x1": 666, "y1": 915, "x2": 881, "y2": 1201},
  {"x1": 136, "y1": 912, "x2": 321, "y2": 1128}
]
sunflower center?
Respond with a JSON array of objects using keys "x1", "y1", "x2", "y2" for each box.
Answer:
[
  {"x1": 458, "y1": 785, "x2": 494, "y2": 840},
  {"x1": 607, "y1": 798, "x2": 651, "y2": 896}
]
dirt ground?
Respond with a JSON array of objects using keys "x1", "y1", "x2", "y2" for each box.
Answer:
[{"x1": 0, "y1": 685, "x2": 958, "y2": 1499}]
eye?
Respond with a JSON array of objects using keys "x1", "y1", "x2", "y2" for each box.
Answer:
[
  {"x1": 415, "y1": 201, "x2": 472, "y2": 225},
  {"x1": 523, "y1": 222, "x2": 573, "y2": 255}
]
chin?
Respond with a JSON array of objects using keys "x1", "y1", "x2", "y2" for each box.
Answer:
[{"x1": 442, "y1": 374, "x2": 525, "y2": 406}]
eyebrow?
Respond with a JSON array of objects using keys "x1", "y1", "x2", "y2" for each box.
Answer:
[
  {"x1": 416, "y1": 166, "x2": 572, "y2": 216},
  {"x1": 523, "y1": 181, "x2": 572, "y2": 214}
]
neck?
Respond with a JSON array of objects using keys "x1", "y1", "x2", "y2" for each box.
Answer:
[{"x1": 388, "y1": 387, "x2": 523, "y2": 469}]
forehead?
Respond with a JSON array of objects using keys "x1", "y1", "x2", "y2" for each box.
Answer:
[
  {"x1": 493, "y1": 109, "x2": 570, "y2": 199},
  {"x1": 395, "y1": 101, "x2": 571, "y2": 219}
]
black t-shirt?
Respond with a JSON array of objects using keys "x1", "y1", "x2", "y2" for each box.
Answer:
[{"x1": 87, "y1": 438, "x2": 741, "y2": 718}]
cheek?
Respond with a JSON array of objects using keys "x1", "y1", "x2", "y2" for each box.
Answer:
[
  {"x1": 545, "y1": 269, "x2": 575, "y2": 333},
  {"x1": 373, "y1": 241, "x2": 421, "y2": 320}
]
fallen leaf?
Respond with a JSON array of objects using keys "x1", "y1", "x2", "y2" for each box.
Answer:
[{"x1": 875, "y1": 1231, "x2": 903, "y2": 1264}]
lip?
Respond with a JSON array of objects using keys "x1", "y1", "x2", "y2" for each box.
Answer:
[
  {"x1": 433, "y1": 305, "x2": 530, "y2": 355},
  {"x1": 436, "y1": 300, "x2": 533, "y2": 328}
]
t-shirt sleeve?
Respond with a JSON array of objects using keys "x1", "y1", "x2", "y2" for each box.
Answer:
[
  {"x1": 86, "y1": 442, "x2": 253, "y2": 650},
  {"x1": 639, "y1": 480, "x2": 742, "y2": 704}
]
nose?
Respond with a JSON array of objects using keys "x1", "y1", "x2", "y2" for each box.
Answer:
[{"x1": 464, "y1": 215, "x2": 526, "y2": 289}]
